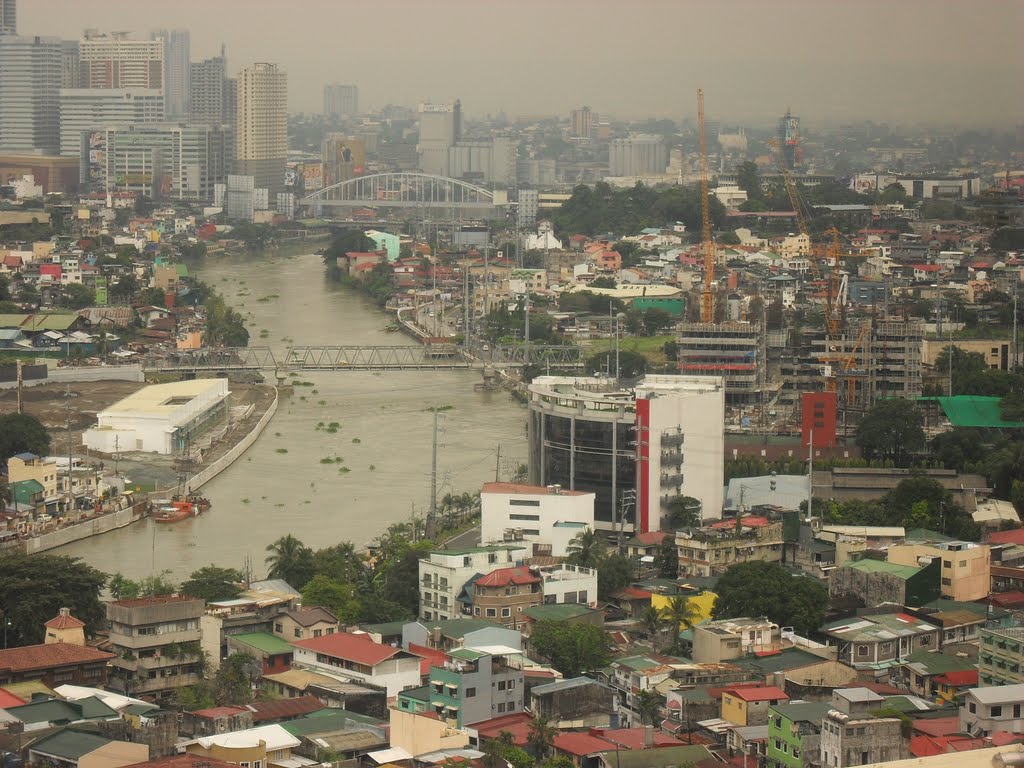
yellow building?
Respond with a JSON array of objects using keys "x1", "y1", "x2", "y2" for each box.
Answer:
[
  {"x1": 7, "y1": 453, "x2": 59, "y2": 499},
  {"x1": 650, "y1": 589, "x2": 716, "y2": 627},
  {"x1": 887, "y1": 541, "x2": 990, "y2": 602},
  {"x1": 44, "y1": 607, "x2": 86, "y2": 646},
  {"x1": 389, "y1": 708, "x2": 469, "y2": 756},
  {"x1": 720, "y1": 686, "x2": 789, "y2": 726}
]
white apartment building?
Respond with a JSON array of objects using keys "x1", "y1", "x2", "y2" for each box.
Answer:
[
  {"x1": 480, "y1": 482, "x2": 594, "y2": 557},
  {"x1": 79, "y1": 33, "x2": 164, "y2": 89},
  {"x1": 419, "y1": 545, "x2": 528, "y2": 622},
  {"x1": 59, "y1": 88, "x2": 164, "y2": 157},
  {"x1": 235, "y1": 62, "x2": 287, "y2": 195},
  {"x1": 960, "y1": 683, "x2": 1024, "y2": 737},
  {"x1": 535, "y1": 564, "x2": 597, "y2": 606}
]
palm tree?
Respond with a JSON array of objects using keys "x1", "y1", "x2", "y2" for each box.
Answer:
[
  {"x1": 636, "y1": 689, "x2": 662, "y2": 726},
  {"x1": 265, "y1": 534, "x2": 314, "y2": 589},
  {"x1": 639, "y1": 605, "x2": 666, "y2": 649},
  {"x1": 659, "y1": 595, "x2": 701, "y2": 655},
  {"x1": 527, "y1": 714, "x2": 557, "y2": 761},
  {"x1": 567, "y1": 527, "x2": 607, "y2": 568}
]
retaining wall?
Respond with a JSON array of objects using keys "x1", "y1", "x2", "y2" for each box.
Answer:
[
  {"x1": 0, "y1": 365, "x2": 144, "y2": 389},
  {"x1": 23, "y1": 505, "x2": 145, "y2": 554}
]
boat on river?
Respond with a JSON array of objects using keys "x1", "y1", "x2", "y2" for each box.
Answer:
[{"x1": 153, "y1": 499, "x2": 202, "y2": 524}]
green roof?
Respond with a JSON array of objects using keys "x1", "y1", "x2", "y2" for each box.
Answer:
[
  {"x1": 770, "y1": 701, "x2": 832, "y2": 724},
  {"x1": 397, "y1": 685, "x2": 431, "y2": 703},
  {"x1": 11, "y1": 478, "x2": 44, "y2": 504},
  {"x1": 842, "y1": 558, "x2": 922, "y2": 579},
  {"x1": 881, "y1": 695, "x2": 941, "y2": 713},
  {"x1": 435, "y1": 545, "x2": 525, "y2": 556},
  {"x1": 0, "y1": 313, "x2": 80, "y2": 331},
  {"x1": 925, "y1": 396, "x2": 1024, "y2": 429},
  {"x1": 7, "y1": 699, "x2": 91, "y2": 725},
  {"x1": 905, "y1": 528, "x2": 955, "y2": 543},
  {"x1": 923, "y1": 599, "x2": 1008, "y2": 620},
  {"x1": 900, "y1": 649, "x2": 976, "y2": 675},
  {"x1": 449, "y1": 647, "x2": 487, "y2": 661},
  {"x1": 229, "y1": 631, "x2": 293, "y2": 655},
  {"x1": 413, "y1": 618, "x2": 499, "y2": 638},
  {"x1": 359, "y1": 621, "x2": 406, "y2": 638},
  {"x1": 174, "y1": 263, "x2": 189, "y2": 277},
  {"x1": 524, "y1": 603, "x2": 600, "y2": 622},
  {"x1": 75, "y1": 696, "x2": 119, "y2": 720},
  {"x1": 595, "y1": 745, "x2": 713, "y2": 768},
  {"x1": 735, "y1": 647, "x2": 824, "y2": 675},
  {"x1": 282, "y1": 709, "x2": 384, "y2": 737},
  {"x1": 28, "y1": 729, "x2": 114, "y2": 760}
]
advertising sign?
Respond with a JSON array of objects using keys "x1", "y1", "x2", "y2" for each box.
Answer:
[{"x1": 95, "y1": 277, "x2": 108, "y2": 307}]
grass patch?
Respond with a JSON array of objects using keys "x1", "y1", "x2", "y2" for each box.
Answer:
[
  {"x1": 256, "y1": 294, "x2": 280, "y2": 303},
  {"x1": 338, "y1": 466, "x2": 351, "y2": 474},
  {"x1": 369, "y1": 464, "x2": 376, "y2": 471},
  {"x1": 586, "y1": 334, "x2": 675, "y2": 365},
  {"x1": 425, "y1": 404, "x2": 455, "y2": 412},
  {"x1": 241, "y1": 498, "x2": 250, "y2": 504}
]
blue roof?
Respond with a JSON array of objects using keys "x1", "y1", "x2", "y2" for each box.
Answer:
[{"x1": 13, "y1": 452, "x2": 39, "y2": 460}]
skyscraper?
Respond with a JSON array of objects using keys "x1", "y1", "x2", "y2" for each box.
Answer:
[
  {"x1": 190, "y1": 48, "x2": 230, "y2": 125},
  {"x1": 59, "y1": 88, "x2": 164, "y2": 157},
  {"x1": 417, "y1": 100, "x2": 461, "y2": 177},
  {"x1": 79, "y1": 31, "x2": 163, "y2": 89},
  {"x1": 0, "y1": 34, "x2": 62, "y2": 154},
  {"x1": 778, "y1": 109, "x2": 800, "y2": 169},
  {"x1": 235, "y1": 62, "x2": 287, "y2": 196},
  {"x1": 60, "y1": 40, "x2": 83, "y2": 88},
  {"x1": 152, "y1": 29, "x2": 189, "y2": 118},
  {"x1": 0, "y1": 0, "x2": 16, "y2": 34},
  {"x1": 323, "y1": 84, "x2": 358, "y2": 119},
  {"x1": 570, "y1": 106, "x2": 595, "y2": 140}
]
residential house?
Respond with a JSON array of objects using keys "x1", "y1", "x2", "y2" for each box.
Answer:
[
  {"x1": 280, "y1": 708, "x2": 388, "y2": 764},
  {"x1": 178, "y1": 724, "x2": 304, "y2": 768},
  {"x1": 530, "y1": 677, "x2": 617, "y2": 729},
  {"x1": 0, "y1": 643, "x2": 113, "y2": 689},
  {"x1": 887, "y1": 540, "x2": 991, "y2": 602},
  {"x1": 979, "y1": 626, "x2": 1024, "y2": 687},
  {"x1": 625, "y1": 532, "x2": 672, "y2": 560},
  {"x1": 418, "y1": 546, "x2": 528, "y2": 622},
  {"x1": 247, "y1": 696, "x2": 325, "y2": 726},
  {"x1": 828, "y1": 557, "x2": 940, "y2": 609},
  {"x1": 692, "y1": 617, "x2": 781, "y2": 664},
  {"x1": 225, "y1": 632, "x2": 293, "y2": 675},
  {"x1": 259, "y1": 668, "x2": 386, "y2": 717},
  {"x1": 767, "y1": 701, "x2": 831, "y2": 768},
  {"x1": 401, "y1": 620, "x2": 516, "y2": 654},
  {"x1": 821, "y1": 613, "x2": 941, "y2": 676},
  {"x1": 44, "y1": 608, "x2": 86, "y2": 646},
  {"x1": 479, "y1": 482, "x2": 595, "y2": 557},
  {"x1": 820, "y1": 688, "x2": 908, "y2": 767},
  {"x1": 106, "y1": 595, "x2": 205, "y2": 700},
  {"x1": 721, "y1": 685, "x2": 789, "y2": 727},
  {"x1": 7, "y1": 453, "x2": 59, "y2": 504},
  {"x1": 535, "y1": 564, "x2": 598, "y2": 607},
  {"x1": 676, "y1": 520, "x2": 785, "y2": 577},
  {"x1": 470, "y1": 566, "x2": 542, "y2": 629},
  {"x1": 609, "y1": 655, "x2": 685, "y2": 728},
  {"x1": 933, "y1": 670, "x2": 979, "y2": 706},
  {"x1": 5, "y1": 695, "x2": 119, "y2": 731},
  {"x1": 894, "y1": 649, "x2": 977, "y2": 701},
  {"x1": 200, "y1": 580, "x2": 300, "y2": 671},
  {"x1": 180, "y1": 707, "x2": 254, "y2": 738},
  {"x1": 387, "y1": 708, "x2": 470, "y2": 757},
  {"x1": 27, "y1": 728, "x2": 148, "y2": 768},
  {"x1": 522, "y1": 603, "x2": 604, "y2": 639},
  {"x1": 425, "y1": 642, "x2": 524, "y2": 727},
  {"x1": 959, "y1": 683, "x2": 1024, "y2": 737},
  {"x1": 273, "y1": 608, "x2": 338, "y2": 643},
  {"x1": 290, "y1": 632, "x2": 420, "y2": 697}
]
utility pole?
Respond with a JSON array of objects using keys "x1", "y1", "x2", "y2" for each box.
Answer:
[
  {"x1": 1014, "y1": 280, "x2": 1019, "y2": 371},
  {"x1": 463, "y1": 259, "x2": 470, "y2": 350},
  {"x1": 429, "y1": 408, "x2": 439, "y2": 538},
  {"x1": 495, "y1": 444, "x2": 501, "y2": 483},
  {"x1": 523, "y1": 291, "x2": 530, "y2": 367},
  {"x1": 806, "y1": 429, "x2": 813, "y2": 521},
  {"x1": 16, "y1": 360, "x2": 23, "y2": 414}
]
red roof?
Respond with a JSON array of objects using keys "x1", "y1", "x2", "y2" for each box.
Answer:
[
  {"x1": 0, "y1": 643, "x2": 113, "y2": 673},
  {"x1": 912, "y1": 716, "x2": 961, "y2": 737},
  {"x1": 554, "y1": 732, "x2": 619, "y2": 757},
  {"x1": 724, "y1": 686, "x2": 788, "y2": 703},
  {"x1": 408, "y1": 643, "x2": 448, "y2": 677},
  {"x1": 45, "y1": 612, "x2": 85, "y2": 630},
  {"x1": 593, "y1": 728, "x2": 681, "y2": 749},
  {"x1": 0, "y1": 689, "x2": 26, "y2": 708},
  {"x1": 473, "y1": 712, "x2": 534, "y2": 746},
  {"x1": 989, "y1": 591, "x2": 1024, "y2": 608},
  {"x1": 475, "y1": 566, "x2": 540, "y2": 588},
  {"x1": 988, "y1": 529, "x2": 1024, "y2": 546},
  {"x1": 481, "y1": 482, "x2": 590, "y2": 497},
  {"x1": 610, "y1": 586, "x2": 653, "y2": 601},
  {"x1": 122, "y1": 756, "x2": 240, "y2": 768},
  {"x1": 911, "y1": 735, "x2": 987, "y2": 757},
  {"x1": 110, "y1": 595, "x2": 198, "y2": 608},
  {"x1": 291, "y1": 632, "x2": 401, "y2": 666},
  {"x1": 631, "y1": 531, "x2": 670, "y2": 546},
  {"x1": 710, "y1": 516, "x2": 771, "y2": 530},
  {"x1": 934, "y1": 670, "x2": 978, "y2": 687},
  {"x1": 191, "y1": 706, "x2": 248, "y2": 719},
  {"x1": 908, "y1": 263, "x2": 943, "y2": 272},
  {"x1": 249, "y1": 695, "x2": 325, "y2": 722}
]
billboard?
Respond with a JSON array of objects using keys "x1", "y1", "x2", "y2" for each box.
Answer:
[
  {"x1": 302, "y1": 164, "x2": 323, "y2": 191},
  {"x1": 285, "y1": 162, "x2": 299, "y2": 188},
  {"x1": 95, "y1": 277, "x2": 108, "y2": 307},
  {"x1": 88, "y1": 131, "x2": 106, "y2": 189}
]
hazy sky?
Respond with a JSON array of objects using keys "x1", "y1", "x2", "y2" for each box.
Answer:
[{"x1": 22, "y1": 0, "x2": 1024, "y2": 127}]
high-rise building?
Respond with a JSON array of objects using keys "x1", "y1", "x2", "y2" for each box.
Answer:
[
  {"x1": 0, "y1": 0, "x2": 15, "y2": 34},
  {"x1": 151, "y1": 29, "x2": 189, "y2": 118},
  {"x1": 81, "y1": 123, "x2": 231, "y2": 201},
  {"x1": 570, "y1": 106, "x2": 595, "y2": 140},
  {"x1": 323, "y1": 83, "x2": 358, "y2": 119},
  {"x1": 79, "y1": 31, "x2": 163, "y2": 89},
  {"x1": 527, "y1": 374, "x2": 725, "y2": 533},
  {"x1": 609, "y1": 134, "x2": 668, "y2": 177},
  {"x1": 0, "y1": 34, "x2": 62, "y2": 155},
  {"x1": 235, "y1": 62, "x2": 287, "y2": 196},
  {"x1": 189, "y1": 49, "x2": 230, "y2": 125},
  {"x1": 60, "y1": 40, "x2": 83, "y2": 88},
  {"x1": 417, "y1": 100, "x2": 460, "y2": 176},
  {"x1": 778, "y1": 109, "x2": 800, "y2": 169},
  {"x1": 59, "y1": 88, "x2": 164, "y2": 157}
]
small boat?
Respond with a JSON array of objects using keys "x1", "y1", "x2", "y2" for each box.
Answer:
[{"x1": 154, "y1": 500, "x2": 200, "y2": 524}]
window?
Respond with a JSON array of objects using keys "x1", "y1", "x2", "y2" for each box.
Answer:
[
  {"x1": 474, "y1": 607, "x2": 481, "y2": 616},
  {"x1": 578, "y1": 591, "x2": 588, "y2": 603},
  {"x1": 498, "y1": 681, "x2": 507, "y2": 690},
  {"x1": 959, "y1": 560, "x2": 967, "y2": 567},
  {"x1": 510, "y1": 499, "x2": 541, "y2": 507},
  {"x1": 486, "y1": 608, "x2": 496, "y2": 618},
  {"x1": 464, "y1": 557, "x2": 472, "y2": 567},
  {"x1": 313, "y1": 629, "x2": 322, "y2": 638},
  {"x1": 991, "y1": 705, "x2": 1003, "y2": 717},
  {"x1": 497, "y1": 703, "x2": 506, "y2": 713},
  {"x1": 501, "y1": 608, "x2": 511, "y2": 618},
  {"x1": 508, "y1": 680, "x2": 516, "y2": 689},
  {"x1": 941, "y1": 577, "x2": 952, "y2": 586},
  {"x1": 1015, "y1": 705, "x2": 1021, "y2": 718},
  {"x1": 880, "y1": 642, "x2": 892, "y2": 654},
  {"x1": 857, "y1": 645, "x2": 869, "y2": 658},
  {"x1": 969, "y1": 702, "x2": 976, "y2": 713},
  {"x1": 921, "y1": 635, "x2": 932, "y2": 646},
  {"x1": 943, "y1": 560, "x2": 952, "y2": 568},
  {"x1": 274, "y1": 623, "x2": 283, "y2": 633},
  {"x1": 509, "y1": 513, "x2": 540, "y2": 521},
  {"x1": 466, "y1": 687, "x2": 476, "y2": 698},
  {"x1": 294, "y1": 628, "x2": 302, "y2": 638}
]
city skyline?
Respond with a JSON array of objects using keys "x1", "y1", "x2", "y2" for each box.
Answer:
[{"x1": 19, "y1": 0, "x2": 1024, "y2": 128}]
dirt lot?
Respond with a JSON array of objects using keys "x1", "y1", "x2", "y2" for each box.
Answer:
[{"x1": 0, "y1": 380, "x2": 276, "y2": 490}]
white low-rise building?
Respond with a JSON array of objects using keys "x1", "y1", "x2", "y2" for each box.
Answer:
[
  {"x1": 419, "y1": 545, "x2": 529, "y2": 623},
  {"x1": 83, "y1": 379, "x2": 230, "y2": 455},
  {"x1": 290, "y1": 632, "x2": 421, "y2": 697},
  {"x1": 480, "y1": 482, "x2": 595, "y2": 557},
  {"x1": 536, "y1": 564, "x2": 597, "y2": 606}
]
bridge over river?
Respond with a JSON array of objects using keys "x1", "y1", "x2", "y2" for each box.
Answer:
[{"x1": 141, "y1": 345, "x2": 585, "y2": 374}]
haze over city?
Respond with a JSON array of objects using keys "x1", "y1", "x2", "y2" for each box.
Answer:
[{"x1": 22, "y1": 0, "x2": 1024, "y2": 126}]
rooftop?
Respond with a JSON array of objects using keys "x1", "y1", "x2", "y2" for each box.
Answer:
[
  {"x1": 98, "y1": 379, "x2": 228, "y2": 421},
  {"x1": 524, "y1": 604, "x2": 600, "y2": 622},
  {"x1": 725, "y1": 686, "x2": 788, "y2": 703},
  {"x1": 248, "y1": 695, "x2": 325, "y2": 723},
  {"x1": 291, "y1": 632, "x2": 402, "y2": 666},
  {"x1": 284, "y1": 607, "x2": 338, "y2": 628},
  {"x1": 841, "y1": 558, "x2": 923, "y2": 579},
  {"x1": 28, "y1": 729, "x2": 117, "y2": 761},
  {"x1": 531, "y1": 676, "x2": 607, "y2": 696},
  {"x1": 481, "y1": 482, "x2": 592, "y2": 497},
  {"x1": 475, "y1": 566, "x2": 540, "y2": 588},
  {"x1": 180, "y1": 724, "x2": 301, "y2": 752},
  {"x1": 0, "y1": 642, "x2": 113, "y2": 673},
  {"x1": 967, "y1": 683, "x2": 1024, "y2": 705},
  {"x1": 229, "y1": 632, "x2": 294, "y2": 656}
]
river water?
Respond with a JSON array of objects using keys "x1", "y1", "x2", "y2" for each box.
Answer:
[{"x1": 57, "y1": 252, "x2": 527, "y2": 580}]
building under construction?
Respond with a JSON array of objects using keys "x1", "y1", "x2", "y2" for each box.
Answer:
[
  {"x1": 778, "y1": 316, "x2": 924, "y2": 426},
  {"x1": 676, "y1": 321, "x2": 766, "y2": 406}
]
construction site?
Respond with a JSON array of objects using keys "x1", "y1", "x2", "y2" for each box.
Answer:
[{"x1": 677, "y1": 92, "x2": 925, "y2": 436}]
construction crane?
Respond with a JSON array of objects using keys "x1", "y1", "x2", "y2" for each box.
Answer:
[{"x1": 698, "y1": 88, "x2": 715, "y2": 324}]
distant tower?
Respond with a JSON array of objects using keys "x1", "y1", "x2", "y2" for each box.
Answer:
[
  {"x1": 778, "y1": 108, "x2": 800, "y2": 169},
  {"x1": 152, "y1": 29, "x2": 190, "y2": 118},
  {"x1": 44, "y1": 607, "x2": 86, "y2": 646},
  {"x1": 235, "y1": 62, "x2": 288, "y2": 196},
  {"x1": 570, "y1": 106, "x2": 595, "y2": 140},
  {"x1": 0, "y1": 0, "x2": 15, "y2": 34}
]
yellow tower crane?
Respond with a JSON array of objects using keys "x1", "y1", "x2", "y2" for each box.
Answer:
[{"x1": 698, "y1": 88, "x2": 715, "y2": 324}]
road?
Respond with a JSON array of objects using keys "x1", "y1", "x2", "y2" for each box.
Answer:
[{"x1": 443, "y1": 525, "x2": 481, "y2": 550}]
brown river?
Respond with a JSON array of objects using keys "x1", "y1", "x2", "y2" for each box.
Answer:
[{"x1": 57, "y1": 252, "x2": 527, "y2": 580}]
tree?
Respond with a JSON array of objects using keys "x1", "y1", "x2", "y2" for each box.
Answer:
[
  {"x1": 654, "y1": 537, "x2": 679, "y2": 580},
  {"x1": 641, "y1": 308, "x2": 674, "y2": 336},
  {"x1": 213, "y1": 652, "x2": 261, "y2": 705},
  {"x1": 667, "y1": 496, "x2": 702, "y2": 529},
  {"x1": 481, "y1": 733, "x2": 531, "y2": 768},
  {"x1": 597, "y1": 554, "x2": 634, "y2": 600},
  {"x1": 0, "y1": 553, "x2": 106, "y2": 645},
  {"x1": 264, "y1": 534, "x2": 316, "y2": 590},
  {"x1": 174, "y1": 682, "x2": 215, "y2": 711},
  {"x1": 181, "y1": 566, "x2": 243, "y2": 602},
  {"x1": 527, "y1": 714, "x2": 557, "y2": 760},
  {"x1": 313, "y1": 541, "x2": 367, "y2": 585},
  {"x1": 712, "y1": 561, "x2": 827, "y2": 636},
  {"x1": 639, "y1": 605, "x2": 666, "y2": 648},
  {"x1": 58, "y1": 284, "x2": 96, "y2": 310},
  {"x1": 0, "y1": 413, "x2": 51, "y2": 466},
  {"x1": 300, "y1": 575, "x2": 360, "y2": 622},
  {"x1": 736, "y1": 161, "x2": 762, "y2": 201},
  {"x1": 856, "y1": 399, "x2": 925, "y2": 465},
  {"x1": 636, "y1": 689, "x2": 662, "y2": 726},
  {"x1": 589, "y1": 276, "x2": 617, "y2": 289},
  {"x1": 585, "y1": 350, "x2": 647, "y2": 379},
  {"x1": 658, "y1": 595, "x2": 700, "y2": 654},
  {"x1": 566, "y1": 528, "x2": 607, "y2": 568},
  {"x1": 530, "y1": 620, "x2": 611, "y2": 678},
  {"x1": 108, "y1": 573, "x2": 140, "y2": 600}
]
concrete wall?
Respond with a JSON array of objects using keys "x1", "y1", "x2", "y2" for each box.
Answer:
[
  {"x1": 22, "y1": 503, "x2": 145, "y2": 554},
  {"x1": 0, "y1": 364, "x2": 144, "y2": 389}
]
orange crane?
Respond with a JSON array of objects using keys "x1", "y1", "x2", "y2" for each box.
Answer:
[{"x1": 698, "y1": 88, "x2": 715, "y2": 324}]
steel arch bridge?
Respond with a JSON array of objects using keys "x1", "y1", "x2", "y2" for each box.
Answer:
[{"x1": 301, "y1": 172, "x2": 498, "y2": 212}]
